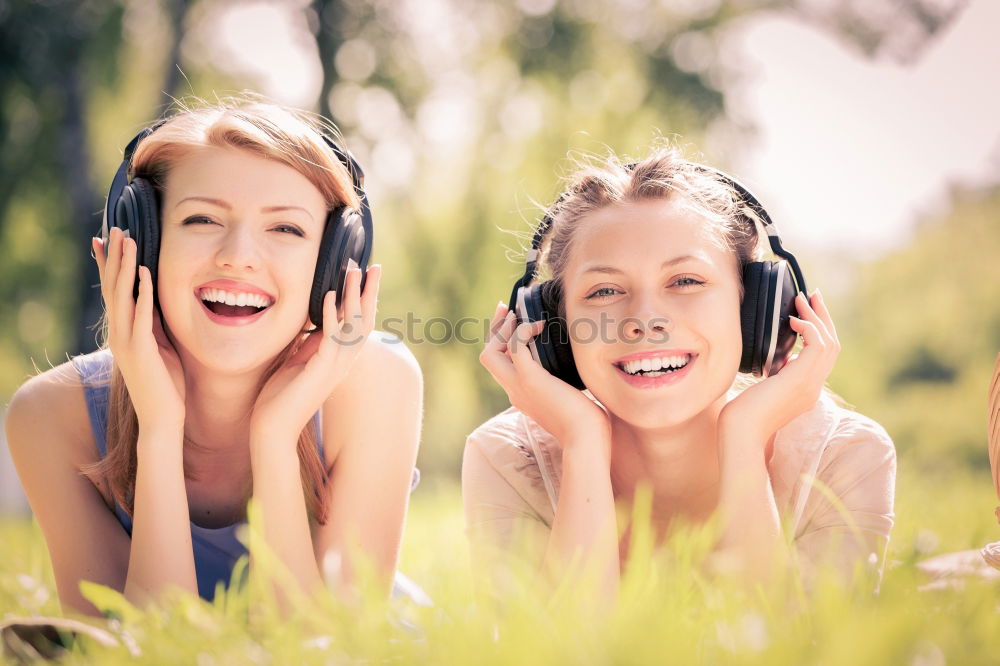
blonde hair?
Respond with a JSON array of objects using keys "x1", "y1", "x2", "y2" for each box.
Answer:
[
  {"x1": 537, "y1": 144, "x2": 767, "y2": 305},
  {"x1": 82, "y1": 98, "x2": 359, "y2": 525}
]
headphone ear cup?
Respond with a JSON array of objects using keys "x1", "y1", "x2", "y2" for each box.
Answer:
[
  {"x1": 535, "y1": 281, "x2": 586, "y2": 390},
  {"x1": 739, "y1": 261, "x2": 765, "y2": 375},
  {"x1": 310, "y1": 206, "x2": 369, "y2": 328},
  {"x1": 117, "y1": 178, "x2": 160, "y2": 304},
  {"x1": 759, "y1": 262, "x2": 797, "y2": 376}
]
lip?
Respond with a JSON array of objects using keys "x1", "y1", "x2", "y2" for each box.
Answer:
[
  {"x1": 195, "y1": 279, "x2": 275, "y2": 327},
  {"x1": 194, "y1": 279, "x2": 276, "y2": 301},
  {"x1": 613, "y1": 349, "x2": 698, "y2": 364},
  {"x1": 613, "y1": 353, "x2": 697, "y2": 389}
]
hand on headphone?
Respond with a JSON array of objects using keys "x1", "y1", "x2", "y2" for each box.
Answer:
[
  {"x1": 480, "y1": 302, "x2": 611, "y2": 451},
  {"x1": 93, "y1": 227, "x2": 186, "y2": 433},
  {"x1": 250, "y1": 260, "x2": 381, "y2": 444},
  {"x1": 719, "y1": 289, "x2": 840, "y2": 442}
]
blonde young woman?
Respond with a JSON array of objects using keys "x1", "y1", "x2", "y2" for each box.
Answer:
[
  {"x1": 464, "y1": 147, "x2": 896, "y2": 592},
  {"x1": 5, "y1": 100, "x2": 422, "y2": 616}
]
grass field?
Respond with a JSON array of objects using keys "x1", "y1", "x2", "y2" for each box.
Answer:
[{"x1": 1, "y1": 460, "x2": 998, "y2": 665}]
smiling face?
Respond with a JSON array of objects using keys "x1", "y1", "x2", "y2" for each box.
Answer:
[
  {"x1": 560, "y1": 196, "x2": 744, "y2": 431},
  {"x1": 156, "y1": 145, "x2": 328, "y2": 376}
]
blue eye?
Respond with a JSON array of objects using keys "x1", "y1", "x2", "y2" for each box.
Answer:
[
  {"x1": 586, "y1": 286, "x2": 621, "y2": 299},
  {"x1": 673, "y1": 276, "x2": 705, "y2": 288}
]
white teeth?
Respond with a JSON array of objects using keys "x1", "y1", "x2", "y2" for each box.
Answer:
[
  {"x1": 200, "y1": 288, "x2": 273, "y2": 308},
  {"x1": 620, "y1": 354, "x2": 691, "y2": 375}
]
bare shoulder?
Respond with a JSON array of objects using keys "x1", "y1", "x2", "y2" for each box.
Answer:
[
  {"x1": 359, "y1": 330, "x2": 421, "y2": 376},
  {"x1": 321, "y1": 332, "x2": 423, "y2": 466},
  {"x1": 339, "y1": 330, "x2": 422, "y2": 393},
  {"x1": 5, "y1": 357, "x2": 98, "y2": 466}
]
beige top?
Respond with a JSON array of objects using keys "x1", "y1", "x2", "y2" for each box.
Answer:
[{"x1": 463, "y1": 393, "x2": 896, "y2": 580}]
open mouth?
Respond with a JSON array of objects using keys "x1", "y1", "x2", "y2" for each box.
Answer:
[
  {"x1": 614, "y1": 353, "x2": 693, "y2": 378},
  {"x1": 198, "y1": 288, "x2": 273, "y2": 318}
]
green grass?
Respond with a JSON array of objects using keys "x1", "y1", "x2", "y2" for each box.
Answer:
[{"x1": 2, "y1": 462, "x2": 998, "y2": 665}]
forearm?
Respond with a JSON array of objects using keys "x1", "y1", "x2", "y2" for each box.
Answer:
[
  {"x1": 124, "y1": 425, "x2": 198, "y2": 605},
  {"x1": 545, "y1": 432, "x2": 619, "y2": 597},
  {"x1": 249, "y1": 433, "x2": 322, "y2": 600},
  {"x1": 714, "y1": 424, "x2": 788, "y2": 579}
]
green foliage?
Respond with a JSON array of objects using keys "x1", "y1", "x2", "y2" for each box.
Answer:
[
  {"x1": 830, "y1": 185, "x2": 1000, "y2": 473},
  {"x1": 1, "y1": 471, "x2": 997, "y2": 664}
]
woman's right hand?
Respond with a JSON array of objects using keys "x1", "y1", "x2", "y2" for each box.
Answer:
[
  {"x1": 94, "y1": 227, "x2": 186, "y2": 433},
  {"x1": 479, "y1": 302, "x2": 611, "y2": 451}
]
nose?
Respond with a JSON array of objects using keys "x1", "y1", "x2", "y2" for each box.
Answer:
[
  {"x1": 214, "y1": 224, "x2": 261, "y2": 273},
  {"x1": 621, "y1": 290, "x2": 672, "y2": 342}
]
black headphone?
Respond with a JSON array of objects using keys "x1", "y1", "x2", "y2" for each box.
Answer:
[
  {"x1": 101, "y1": 122, "x2": 373, "y2": 329},
  {"x1": 507, "y1": 163, "x2": 808, "y2": 387}
]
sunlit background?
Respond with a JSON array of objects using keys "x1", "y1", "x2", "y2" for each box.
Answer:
[{"x1": 1, "y1": 0, "x2": 997, "y2": 532}]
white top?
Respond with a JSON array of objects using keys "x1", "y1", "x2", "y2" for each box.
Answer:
[{"x1": 463, "y1": 393, "x2": 896, "y2": 580}]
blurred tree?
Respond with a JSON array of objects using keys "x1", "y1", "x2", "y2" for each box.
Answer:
[
  {"x1": 303, "y1": 0, "x2": 970, "y2": 476},
  {"x1": 830, "y1": 183, "x2": 1000, "y2": 473},
  {"x1": 0, "y1": 0, "x2": 976, "y2": 485}
]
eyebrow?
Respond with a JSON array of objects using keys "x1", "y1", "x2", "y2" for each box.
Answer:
[
  {"x1": 175, "y1": 196, "x2": 316, "y2": 221},
  {"x1": 581, "y1": 254, "x2": 703, "y2": 275}
]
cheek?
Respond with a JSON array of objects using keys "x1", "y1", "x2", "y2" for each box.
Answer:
[{"x1": 697, "y1": 290, "x2": 744, "y2": 371}]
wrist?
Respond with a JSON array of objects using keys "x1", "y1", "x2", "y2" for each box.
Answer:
[
  {"x1": 559, "y1": 425, "x2": 612, "y2": 462},
  {"x1": 249, "y1": 427, "x2": 299, "y2": 460},
  {"x1": 136, "y1": 424, "x2": 184, "y2": 462}
]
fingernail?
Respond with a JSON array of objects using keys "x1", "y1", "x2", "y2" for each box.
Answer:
[{"x1": 348, "y1": 258, "x2": 359, "y2": 271}]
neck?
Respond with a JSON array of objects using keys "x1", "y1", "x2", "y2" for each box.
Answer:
[
  {"x1": 180, "y1": 357, "x2": 267, "y2": 458},
  {"x1": 608, "y1": 394, "x2": 728, "y2": 526}
]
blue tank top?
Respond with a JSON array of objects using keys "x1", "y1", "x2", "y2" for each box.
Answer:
[{"x1": 71, "y1": 348, "x2": 422, "y2": 602}]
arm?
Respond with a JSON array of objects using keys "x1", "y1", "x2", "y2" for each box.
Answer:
[
  {"x1": 250, "y1": 334, "x2": 422, "y2": 600},
  {"x1": 713, "y1": 289, "x2": 841, "y2": 581},
  {"x1": 6, "y1": 366, "x2": 130, "y2": 617},
  {"x1": 713, "y1": 424, "x2": 788, "y2": 580},
  {"x1": 87, "y1": 229, "x2": 197, "y2": 606},
  {"x1": 314, "y1": 334, "x2": 422, "y2": 594},
  {"x1": 125, "y1": 424, "x2": 198, "y2": 604},
  {"x1": 477, "y1": 304, "x2": 619, "y2": 596},
  {"x1": 545, "y1": 431, "x2": 619, "y2": 597}
]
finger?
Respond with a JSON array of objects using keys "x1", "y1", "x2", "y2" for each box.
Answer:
[
  {"x1": 488, "y1": 302, "x2": 510, "y2": 338},
  {"x1": 794, "y1": 291, "x2": 831, "y2": 342},
  {"x1": 322, "y1": 290, "x2": 347, "y2": 344},
  {"x1": 509, "y1": 320, "x2": 546, "y2": 374},
  {"x1": 359, "y1": 264, "x2": 381, "y2": 333},
  {"x1": 479, "y1": 342, "x2": 518, "y2": 394},
  {"x1": 103, "y1": 227, "x2": 123, "y2": 305},
  {"x1": 92, "y1": 237, "x2": 107, "y2": 284},
  {"x1": 340, "y1": 262, "x2": 363, "y2": 332},
  {"x1": 808, "y1": 289, "x2": 839, "y2": 345},
  {"x1": 133, "y1": 265, "x2": 153, "y2": 342},
  {"x1": 789, "y1": 315, "x2": 825, "y2": 355},
  {"x1": 113, "y1": 236, "x2": 138, "y2": 343},
  {"x1": 486, "y1": 311, "x2": 517, "y2": 352},
  {"x1": 151, "y1": 307, "x2": 170, "y2": 349}
]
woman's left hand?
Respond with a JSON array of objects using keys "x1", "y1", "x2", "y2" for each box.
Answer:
[
  {"x1": 250, "y1": 262, "x2": 381, "y2": 442},
  {"x1": 719, "y1": 289, "x2": 840, "y2": 441}
]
